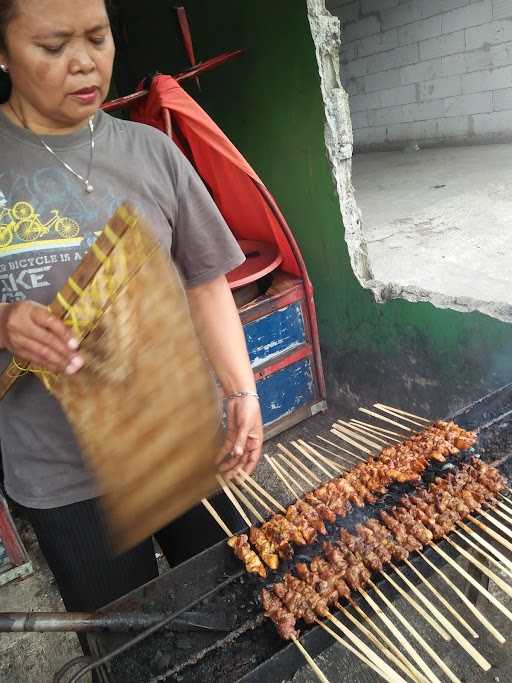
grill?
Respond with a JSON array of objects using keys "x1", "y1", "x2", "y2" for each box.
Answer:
[{"x1": 68, "y1": 385, "x2": 512, "y2": 683}]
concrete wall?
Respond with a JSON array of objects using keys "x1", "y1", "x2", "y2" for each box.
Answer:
[
  {"x1": 117, "y1": 0, "x2": 512, "y2": 417},
  {"x1": 326, "y1": 0, "x2": 512, "y2": 149}
]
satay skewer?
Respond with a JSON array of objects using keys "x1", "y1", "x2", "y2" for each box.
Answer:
[
  {"x1": 234, "y1": 475, "x2": 274, "y2": 516},
  {"x1": 271, "y1": 457, "x2": 307, "y2": 495},
  {"x1": 227, "y1": 480, "x2": 265, "y2": 524},
  {"x1": 401, "y1": 559, "x2": 479, "y2": 639},
  {"x1": 238, "y1": 469, "x2": 287, "y2": 513},
  {"x1": 359, "y1": 408, "x2": 413, "y2": 431},
  {"x1": 335, "y1": 423, "x2": 384, "y2": 450},
  {"x1": 381, "y1": 569, "x2": 450, "y2": 641},
  {"x1": 445, "y1": 536, "x2": 512, "y2": 599},
  {"x1": 275, "y1": 449, "x2": 317, "y2": 489},
  {"x1": 497, "y1": 497, "x2": 512, "y2": 517},
  {"x1": 264, "y1": 454, "x2": 301, "y2": 499},
  {"x1": 467, "y1": 514, "x2": 512, "y2": 553},
  {"x1": 330, "y1": 428, "x2": 373, "y2": 455},
  {"x1": 316, "y1": 435, "x2": 366, "y2": 462},
  {"x1": 374, "y1": 404, "x2": 431, "y2": 423},
  {"x1": 368, "y1": 579, "x2": 458, "y2": 683},
  {"x1": 312, "y1": 439, "x2": 363, "y2": 467},
  {"x1": 296, "y1": 439, "x2": 345, "y2": 474},
  {"x1": 325, "y1": 612, "x2": 409, "y2": 683},
  {"x1": 201, "y1": 498, "x2": 233, "y2": 536},
  {"x1": 373, "y1": 404, "x2": 428, "y2": 428},
  {"x1": 291, "y1": 636, "x2": 330, "y2": 683},
  {"x1": 387, "y1": 565, "x2": 489, "y2": 670},
  {"x1": 217, "y1": 474, "x2": 251, "y2": 526},
  {"x1": 345, "y1": 601, "x2": 426, "y2": 683},
  {"x1": 314, "y1": 620, "x2": 390, "y2": 681},
  {"x1": 358, "y1": 588, "x2": 439, "y2": 683},
  {"x1": 418, "y1": 550, "x2": 506, "y2": 645},
  {"x1": 455, "y1": 524, "x2": 512, "y2": 576},
  {"x1": 488, "y1": 502, "x2": 512, "y2": 527},
  {"x1": 291, "y1": 440, "x2": 336, "y2": 477},
  {"x1": 479, "y1": 509, "x2": 512, "y2": 540},
  {"x1": 339, "y1": 420, "x2": 393, "y2": 445},
  {"x1": 277, "y1": 443, "x2": 321, "y2": 485},
  {"x1": 431, "y1": 543, "x2": 512, "y2": 624},
  {"x1": 350, "y1": 419, "x2": 404, "y2": 438}
]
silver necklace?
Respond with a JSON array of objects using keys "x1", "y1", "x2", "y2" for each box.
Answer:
[{"x1": 8, "y1": 102, "x2": 95, "y2": 193}]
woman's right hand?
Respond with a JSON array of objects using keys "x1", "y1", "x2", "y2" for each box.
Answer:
[{"x1": 0, "y1": 301, "x2": 84, "y2": 375}]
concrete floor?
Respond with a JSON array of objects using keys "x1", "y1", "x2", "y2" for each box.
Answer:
[{"x1": 353, "y1": 143, "x2": 512, "y2": 321}]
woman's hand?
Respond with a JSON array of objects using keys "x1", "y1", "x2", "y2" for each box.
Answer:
[
  {"x1": 217, "y1": 396, "x2": 263, "y2": 477},
  {"x1": 0, "y1": 301, "x2": 84, "y2": 374}
]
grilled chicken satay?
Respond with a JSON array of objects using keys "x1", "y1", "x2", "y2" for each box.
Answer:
[
  {"x1": 227, "y1": 535, "x2": 267, "y2": 578},
  {"x1": 260, "y1": 588, "x2": 299, "y2": 639},
  {"x1": 249, "y1": 528, "x2": 279, "y2": 570}
]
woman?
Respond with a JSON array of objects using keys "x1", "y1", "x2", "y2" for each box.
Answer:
[{"x1": 0, "y1": 0, "x2": 262, "y2": 616}]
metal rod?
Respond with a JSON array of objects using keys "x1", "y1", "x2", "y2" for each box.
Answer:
[{"x1": 0, "y1": 612, "x2": 166, "y2": 633}]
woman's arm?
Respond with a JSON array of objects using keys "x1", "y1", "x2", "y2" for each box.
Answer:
[{"x1": 187, "y1": 275, "x2": 263, "y2": 476}]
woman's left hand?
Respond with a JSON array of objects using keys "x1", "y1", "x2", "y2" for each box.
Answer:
[{"x1": 217, "y1": 396, "x2": 263, "y2": 477}]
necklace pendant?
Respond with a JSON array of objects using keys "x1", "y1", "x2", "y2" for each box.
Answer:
[{"x1": 85, "y1": 182, "x2": 94, "y2": 193}]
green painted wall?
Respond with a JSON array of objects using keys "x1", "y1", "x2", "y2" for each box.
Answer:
[{"x1": 117, "y1": 0, "x2": 512, "y2": 413}]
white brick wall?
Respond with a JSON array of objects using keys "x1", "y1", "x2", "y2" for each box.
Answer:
[{"x1": 326, "y1": 0, "x2": 512, "y2": 148}]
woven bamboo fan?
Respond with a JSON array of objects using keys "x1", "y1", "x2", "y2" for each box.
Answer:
[{"x1": 0, "y1": 204, "x2": 222, "y2": 551}]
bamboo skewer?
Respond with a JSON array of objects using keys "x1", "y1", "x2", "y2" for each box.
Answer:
[
  {"x1": 418, "y1": 550, "x2": 506, "y2": 645},
  {"x1": 314, "y1": 437, "x2": 364, "y2": 465},
  {"x1": 315, "y1": 620, "x2": 391, "y2": 682},
  {"x1": 335, "y1": 423, "x2": 384, "y2": 450},
  {"x1": 488, "y1": 503, "x2": 512, "y2": 528},
  {"x1": 389, "y1": 565, "x2": 489, "y2": 670},
  {"x1": 350, "y1": 419, "x2": 405, "y2": 439},
  {"x1": 271, "y1": 456, "x2": 308, "y2": 496},
  {"x1": 309, "y1": 441, "x2": 354, "y2": 468},
  {"x1": 296, "y1": 439, "x2": 345, "y2": 474},
  {"x1": 456, "y1": 523, "x2": 512, "y2": 577},
  {"x1": 326, "y1": 612, "x2": 409, "y2": 683},
  {"x1": 291, "y1": 636, "x2": 331, "y2": 683},
  {"x1": 227, "y1": 480, "x2": 265, "y2": 524},
  {"x1": 381, "y1": 570, "x2": 450, "y2": 641},
  {"x1": 467, "y1": 514, "x2": 512, "y2": 553},
  {"x1": 374, "y1": 404, "x2": 431, "y2": 423},
  {"x1": 497, "y1": 497, "x2": 512, "y2": 517},
  {"x1": 350, "y1": 421, "x2": 401, "y2": 443},
  {"x1": 217, "y1": 474, "x2": 251, "y2": 526},
  {"x1": 234, "y1": 475, "x2": 274, "y2": 516},
  {"x1": 330, "y1": 428, "x2": 373, "y2": 455},
  {"x1": 201, "y1": 499, "x2": 233, "y2": 536},
  {"x1": 339, "y1": 420, "x2": 393, "y2": 445},
  {"x1": 316, "y1": 435, "x2": 365, "y2": 462},
  {"x1": 275, "y1": 449, "x2": 317, "y2": 489},
  {"x1": 445, "y1": 536, "x2": 512, "y2": 600},
  {"x1": 373, "y1": 404, "x2": 428, "y2": 428},
  {"x1": 479, "y1": 510, "x2": 512, "y2": 541},
  {"x1": 238, "y1": 469, "x2": 287, "y2": 514},
  {"x1": 402, "y1": 560, "x2": 479, "y2": 639},
  {"x1": 432, "y1": 543, "x2": 512, "y2": 625},
  {"x1": 359, "y1": 588, "x2": 439, "y2": 683},
  {"x1": 358, "y1": 408, "x2": 413, "y2": 432},
  {"x1": 291, "y1": 440, "x2": 336, "y2": 478},
  {"x1": 264, "y1": 455, "x2": 302, "y2": 499},
  {"x1": 368, "y1": 580, "x2": 457, "y2": 683},
  {"x1": 277, "y1": 443, "x2": 321, "y2": 485},
  {"x1": 347, "y1": 601, "x2": 425, "y2": 683}
]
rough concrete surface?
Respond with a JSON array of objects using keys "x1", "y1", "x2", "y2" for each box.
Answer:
[
  {"x1": 0, "y1": 513, "x2": 90, "y2": 683},
  {"x1": 353, "y1": 143, "x2": 512, "y2": 322}
]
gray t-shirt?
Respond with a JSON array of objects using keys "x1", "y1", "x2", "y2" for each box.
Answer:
[{"x1": 0, "y1": 109, "x2": 244, "y2": 509}]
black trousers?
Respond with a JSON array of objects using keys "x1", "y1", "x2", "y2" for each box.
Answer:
[{"x1": 23, "y1": 492, "x2": 243, "y2": 613}]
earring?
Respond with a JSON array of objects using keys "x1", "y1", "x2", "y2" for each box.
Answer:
[{"x1": 0, "y1": 65, "x2": 8, "y2": 73}]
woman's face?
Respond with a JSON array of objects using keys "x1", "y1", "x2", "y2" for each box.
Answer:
[{"x1": 0, "y1": 0, "x2": 115, "y2": 131}]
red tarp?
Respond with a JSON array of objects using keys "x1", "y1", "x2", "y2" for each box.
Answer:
[{"x1": 130, "y1": 75, "x2": 300, "y2": 277}]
